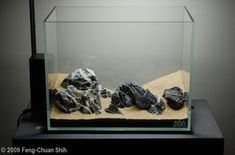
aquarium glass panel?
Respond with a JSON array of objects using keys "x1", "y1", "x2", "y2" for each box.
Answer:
[{"x1": 44, "y1": 6, "x2": 194, "y2": 131}]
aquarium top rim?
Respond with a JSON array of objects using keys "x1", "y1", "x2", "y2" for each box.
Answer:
[{"x1": 44, "y1": 6, "x2": 194, "y2": 23}]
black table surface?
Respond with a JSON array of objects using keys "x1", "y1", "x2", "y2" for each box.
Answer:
[{"x1": 12, "y1": 99, "x2": 224, "y2": 155}]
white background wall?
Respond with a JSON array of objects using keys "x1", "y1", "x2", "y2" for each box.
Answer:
[{"x1": 0, "y1": 0, "x2": 235, "y2": 154}]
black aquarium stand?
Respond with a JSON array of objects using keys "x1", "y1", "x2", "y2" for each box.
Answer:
[{"x1": 12, "y1": 100, "x2": 224, "y2": 155}]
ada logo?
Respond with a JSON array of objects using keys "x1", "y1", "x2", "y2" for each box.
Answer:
[{"x1": 173, "y1": 120, "x2": 187, "y2": 128}]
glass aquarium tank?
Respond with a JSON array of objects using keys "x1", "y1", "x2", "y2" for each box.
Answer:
[{"x1": 44, "y1": 6, "x2": 194, "y2": 131}]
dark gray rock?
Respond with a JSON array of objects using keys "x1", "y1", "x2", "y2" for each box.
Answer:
[
  {"x1": 147, "y1": 96, "x2": 165, "y2": 114},
  {"x1": 52, "y1": 85, "x2": 101, "y2": 114},
  {"x1": 53, "y1": 86, "x2": 85, "y2": 113},
  {"x1": 105, "y1": 104, "x2": 122, "y2": 114},
  {"x1": 107, "y1": 81, "x2": 165, "y2": 115},
  {"x1": 81, "y1": 93, "x2": 101, "y2": 114},
  {"x1": 110, "y1": 90, "x2": 125, "y2": 108},
  {"x1": 112, "y1": 88, "x2": 133, "y2": 108},
  {"x1": 100, "y1": 87, "x2": 112, "y2": 98},
  {"x1": 147, "y1": 104, "x2": 158, "y2": 114},
  {"x1": 124, "y1": 82, "x2": 150, "y2": 109},
  {"x1": 61, "y1": 68, "x2": 97, "y2": 90},
  {"x1": 53, "y1": 68, "x2": 113, "y2": 114},
  {"x1": 163, "y1": 87, "x2": 187, "y2": 110}
]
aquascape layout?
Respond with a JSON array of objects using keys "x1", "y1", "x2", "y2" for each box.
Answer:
[
  {"x1": 44, "y1": 6, "x2": 194, "y2": 131},
  {"x1": 48, "y1": 68, "x2": 190, "y2": 128}
]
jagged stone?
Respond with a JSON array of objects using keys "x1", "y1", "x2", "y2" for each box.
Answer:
[
  {"x1": 163, "y1": 87, "x2": 187, "y2": 110},
  {"x1": 53, "y1": 86, "x2": 84, "y2": 113},
  {"x1": 111, "y1": 90, "x2": 125, "y2": 108},
  {"x1": 105, "y1": 104, "x2": 122, "y2": 114},
  {"x1": 107, "y1": 81, "x2": 165, "y2": 115},
  {"x1": 52, "y1": 84, "x2": 102, "y2": 114},
  {"x1": 147, "y1": 96, "x2": 165, "y2": 115},
  {"x1": 61, "y1": 68, "x2": 97, "y2": 90},
  {"x1": 100, "y1": 87, "x2": 112, "y2": 98},
  {"x1": 53, "y1": 68, "x2": 114, "y2": 114}
]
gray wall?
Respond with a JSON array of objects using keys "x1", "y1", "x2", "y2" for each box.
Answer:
[
  {"x1": 0, "y1": 0, "x2": 31, "y2": 148},
  {"x1": 0, "y1": 0, "x2": 235, "y2": 154}
]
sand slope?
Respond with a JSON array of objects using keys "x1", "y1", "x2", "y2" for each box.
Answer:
[{"x1": 49, "y1": 70, "x2": 189, "y2": 120}]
